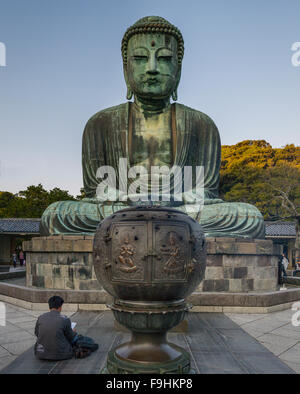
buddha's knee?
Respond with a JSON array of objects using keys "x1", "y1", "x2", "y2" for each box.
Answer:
[
  {"x1": 198, "y1": 201, "x2": 265, "y2": 239},
  {"x1": 231, "y1": 203, "x2": 265, "y2": 224},
  {"x1": 40, "y1": 200, "x2": 100, "y2": 235}
]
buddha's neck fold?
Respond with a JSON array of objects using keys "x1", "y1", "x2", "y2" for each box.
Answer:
[{"x1": 133, "y1": 95, "x2": 171, "y2": 115}]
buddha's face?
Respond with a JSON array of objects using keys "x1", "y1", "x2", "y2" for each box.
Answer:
[{"x1": 125, "y1": 33, "x2": 180, "y2": 100}]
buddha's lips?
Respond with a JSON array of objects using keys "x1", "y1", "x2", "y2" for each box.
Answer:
[{"x1": 145, "y1": 78, "x2": 159, "y2": 85}]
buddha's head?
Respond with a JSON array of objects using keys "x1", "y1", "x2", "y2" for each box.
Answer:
[{"x1": 122, "y1": 16, "x2": 184, "y2": 102}]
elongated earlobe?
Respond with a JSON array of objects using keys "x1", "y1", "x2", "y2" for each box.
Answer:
[
  {"x1": 172, "y1": 90, "x2": 178, "y2": 101},
  {"x1": 126, "y1": 86, "x2": 133, "y2": 100}
]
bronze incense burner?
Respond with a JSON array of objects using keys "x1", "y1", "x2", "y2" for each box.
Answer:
[{"x1": 93, "y1": 206, "x2": 206, "y2": 374}]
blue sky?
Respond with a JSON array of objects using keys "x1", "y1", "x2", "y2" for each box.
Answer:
[{"x1": 0, "y1": 0, "x2": 299, "y2": 196}]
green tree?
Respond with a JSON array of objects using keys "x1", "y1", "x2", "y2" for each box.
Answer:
[
  {"x1": 220, "y1": 140, "x2": 300, "y2": 216},
  {"x1": 76, "y1": 187, "x2": 87, "y2": 200},
  {"x1": 262, "y1": 165, "x2": 300, "y2": 261},
  {"x1": 220, "y1": 141, "x2": 300, "y2": 261},
  {"x1": 0, "y1": 184, "x2": 75, "y2": 218},
  {"x1": 0, "y1": 191, "x2": 17, "y2": 217}
]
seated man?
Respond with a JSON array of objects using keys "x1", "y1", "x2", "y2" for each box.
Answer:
[
  {"x1": 34, "y1": 296, "x2": 76, "y2": 360},
  {"x1": 40, "y1": 16, "x2": 265, "y2": 239}
]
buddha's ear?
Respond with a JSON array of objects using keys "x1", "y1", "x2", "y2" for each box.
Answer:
[
  {"x1": 127, "y1": 87, "x2": 133, "y2": 100},
  {"x1": 172, "y1": 90, "x2": 178, "y2": 101},
  {"x1": 123, "y1": 66, "x2": 133, "y2": 101},
  {"x1": 172, "y1": 67, "x2": 182, "y2": 102}
]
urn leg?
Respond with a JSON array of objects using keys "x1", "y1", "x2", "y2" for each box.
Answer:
[
  {"x1": 115, "y1": 331, "x2": 183, "y2": 363},
  {"x1": 103, "y1": 302, "x2": 192, "y2": 374}
]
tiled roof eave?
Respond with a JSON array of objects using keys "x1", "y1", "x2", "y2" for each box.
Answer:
[{"x1": 265, "y1": 235, "x2": 295, "y2": 239}]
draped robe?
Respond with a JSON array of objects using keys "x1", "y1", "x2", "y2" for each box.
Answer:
[{"x1": 40, "y1": 102, "x2": 265, "y2": 238}]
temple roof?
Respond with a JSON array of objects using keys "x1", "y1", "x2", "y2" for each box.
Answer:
[
  {"x1": 265, "y1": 221, "x2": 296, "y2": 238},
  {"x1": 0, "y1": 218, "x2": 40, "y2": 234},
  {"x1": 0, "y1": 218, "x2": 297, "y2": 238}
]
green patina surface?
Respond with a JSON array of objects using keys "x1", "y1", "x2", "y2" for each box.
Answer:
[{"x1": 40, "y1": 16, "x2": 265, "y2": 239}]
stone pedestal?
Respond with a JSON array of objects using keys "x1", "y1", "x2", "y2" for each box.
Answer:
[
  {"x1": 200, "y1": 237, "x2": 281, "y2": 292},
  {"x1": 23, "y1": 235, "x2": 101, "y2": 290},
  {"x1": 23, "y1": 236, "x2": 280, "y2": 293}
]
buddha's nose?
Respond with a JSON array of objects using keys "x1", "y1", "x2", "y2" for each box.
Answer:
[{"x1": 146, "y1": 54, "x2": 158, "y2": 75}]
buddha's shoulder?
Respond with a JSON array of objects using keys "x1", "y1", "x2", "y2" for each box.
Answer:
[
  {"x1": 85, "y1": 103, "x2": 128, "y2": 126},
  {"x1": 175, "y1": 103, "x2": 218, "y2": 129}
]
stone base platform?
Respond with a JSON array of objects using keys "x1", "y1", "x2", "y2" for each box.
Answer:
[
  {"x1": 202, "y1": 237, "x2": 281, "y2": 292},
  {"x1": 23, "y1": 236, "x2": 281, "y2": 293},
  {"x1": 23, "y1": 235, "x2": 100, "y2": 291},
  {"x1": 13, "y1": 235, "x2": 289, "y2": 313},
  {"x1": 1, "y1": 280, "x2": 300, "y2": 313}
]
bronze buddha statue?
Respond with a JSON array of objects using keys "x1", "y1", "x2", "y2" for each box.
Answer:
[{"x1": 41, "y1": 16, "x2": 265, "y2": 239}]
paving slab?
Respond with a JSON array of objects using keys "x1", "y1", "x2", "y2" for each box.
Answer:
[
  {"x1": 13, "y1": 322, "x2": 36, "y2": 334},
  {"x1": 238, "y1": 318, "x2": 288, "y2": 334},
  {"x1": 0, "y1": 311, "x2": 295, "y2": 374},
  {"x1": 225, "y1": 314, "x2": 265, "y2": 325},
  {"x1": 0, "y1": 355, "x2": 17, "y2": 370},
  {"x1": 0, "y1": 346, "x2": 10, "y2": 357},
  {"x1": 239, "y1": 327, "x2": 265, "y2": 338},
  {"x1": 6, "y1": 316, "x2": 37, "y2": 324},
  {"x1": 284, "y1": 361, "x2": 300, "y2": 374},
  {"x1": 226, "y1": 311, "x2": 300, "y2": 371},
  {"x1": 258, "y1": 333, "x2": 298, "y2": 348},
  {"x1": 259, "y1": 341, "x2": 296, "y2": 356},
  {"x1": 269, "y1": 310, "x2": 295, "y2": 322},
  {"x1": 0, "y1": 323, "x2": 24, "y2": 335},
  {"x1": 0, "y1": 331, "x2": 34, "y2": 345},
  {"x1": 2, "y1": 339, "x2": 36, "y2": 356},
  {"x1": 270, "y1": 327, "x2": 300, "y2": 341},
  {"x1": 279, "y1": 343, "x2": 300, "y2": 364}
]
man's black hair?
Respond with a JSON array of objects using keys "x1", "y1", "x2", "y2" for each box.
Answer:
[{"x1": 48, "y1": 295, "x2": 64, "y2": 309}]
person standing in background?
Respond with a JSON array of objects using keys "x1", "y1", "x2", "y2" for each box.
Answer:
[
  {"x1": 282, "y1": 254, "x2": 289, "y2": 277},
  {"x1": 12, "y1": 253, "x2": 17, "y2": 269},
  {"x1": 19, "y1": 250, "x2": 24, "y2": 266},
  {"x1": 278, "y1": 255, "x2": 284, "y2": 285}
]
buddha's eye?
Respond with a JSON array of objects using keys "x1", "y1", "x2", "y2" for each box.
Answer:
[
  {"x1": 157, "y1": 55, "x2": 172, "y2": 62},
  {"x1": 132, "y1": 55, "x2": 148, "y2": 62}
]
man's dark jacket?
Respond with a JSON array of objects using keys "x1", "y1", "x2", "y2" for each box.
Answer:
[{"x1": 34, "y1": 310, "x2": 76, "y2": 360}]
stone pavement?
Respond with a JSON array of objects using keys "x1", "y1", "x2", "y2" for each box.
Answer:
[
  {"x1": 226, "y1": 308, "x2": 300, "y2": 373},
  {"x1": 0, "y1": 277, "x2": 26, "y2": 286},
  {"x1": 0, "y1": 301, "x2": 297, "y2": 374}
]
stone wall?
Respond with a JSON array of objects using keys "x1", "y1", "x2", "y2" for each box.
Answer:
[
  {"x1": 198, "y1": 238, "x2": 281, "y2": 292},
  {"x1": 24, "y1": 236, "x2": 101, "y2": 291},
  {"x1": 23, "y1": 236, "x2": 281, "y2": 293},
  {"x1": 0, "y1": 235, "x2": 11, "y2": 264}
]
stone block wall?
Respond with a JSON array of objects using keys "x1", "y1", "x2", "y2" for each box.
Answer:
[
  {"x1": 197, "y1": 238, "x2": 281, "y2": 292},
  {"x1": 23, "y1": 236, "x2": 281, "y2": 293},
  {"x1": 0, "y1": 235, "x2": 11, "y2": 264},
  {"x1": 23, "y1": 236, "x2": 101, "y2": 291}
]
